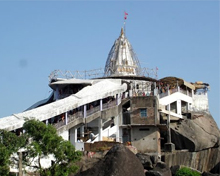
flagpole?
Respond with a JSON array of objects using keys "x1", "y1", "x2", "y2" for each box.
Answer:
[
  {"x1": 124, "y1": 19, "x2": 126, "y2": 36},
  {"x1": 124, "y1": 11, "x2": 128, "y2": 36}
]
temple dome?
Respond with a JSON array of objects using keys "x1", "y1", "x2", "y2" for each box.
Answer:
[{"x1": 104, "y1": 28, "x2": 141, "y2": 77}]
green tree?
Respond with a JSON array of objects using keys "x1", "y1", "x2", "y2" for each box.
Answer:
[
  {"x1": 22, "y1": 119, "x2": 81, "y2": 176},
  {"x1": 0, "y1": 129, "x2": 26, "y2": 176}
]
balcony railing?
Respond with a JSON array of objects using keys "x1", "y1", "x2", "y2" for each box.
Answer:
[
  {"x1": 159, "y1": 91, "x2": 168, "y2": 98},
  {"x1": 159, "y1": 87, "x2": 192, "y2": 99},
  {"x1": 180, "y1": 88, "x2": 187, "y2": 95},
  {"x1": 87, "y1": 106, "x2": 100, "y2": 116},
  {"x1": 53, "y1": 120, "x2": 65, "y2": 129},
  {"x1": 170, "y1": 88, "x2": 178, "y2": 95},
  {"x1": 53, "y1": 100, "x2": 117, "y2": 129},
  {"x1": 102, "y1": 100, "x2": 116, "y2": 110},
  {"x1": 68, "y1": 111, "x2": 83, "y2": 123}
]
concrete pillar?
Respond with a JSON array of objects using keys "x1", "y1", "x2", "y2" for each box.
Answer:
[
  {"x1": 154, "y1": 82, "x2": 157, "y2": 96},
  {"x1": 98, "y1": 118, "x2": 103, "y2": 141},
  {"x1": 83, "y1": 105, "x2": 87, "y2": 118},
  {"x1": 116, "y1": 94, "x2": 118, "y2": 105},
  {"x1": 54, "y1": 86, "x2": 59, "y2": 101},
  {"x1": 19, "y1": 152, "x2": 22, "y2": 176},
  {"x1": 65, "y1": 112, "x2": 68, "y2": 125},
  {"x1": 119, "y1": 128, "x2": 123, "y2": 143},
  {"x1": 80, "y1": 126, "x2": 84, "y2": 137},
  {"x1": 177, "y1": 99, "x2": 182, "y2": 115},
  {"x1": 167, "y1": 85, "x2": 170, "y2": 96},
  {"x1": 46, "y1": 119, "x2": 48, "y2": 125},
  {"x1": 187, "y1": 102, "x2": 190, "y2": 112},
  {"x1": 69, "y1": 127, "x2": 78, "y2": 146},
  {"x1": 167, "y1": 104, "x2": 171, "y2": 143},
  {"x1": 186, "y1": 86, "x2": 188, "y2": 96},
  {"x1": 192, "y1": 89, "x2": 194, "y2": 98},
  {"x1": 177, "y1": 86, "x2": 180, "y2": 92},
  {"x1": 100, "y1": 99, "x2": 103, "y2": 111},
  {"x1": 117, "y1": 93, "x2": 121, "y2": 105},
  {"x1": 164, "y1": 104, "x2": 175, "y2": 152},
  {"x1": 115, "y1": 115, "x2": 120, "y2": 142},
  {"x1": 129, "y1": 82, "x2": 132, "y2": 97}
]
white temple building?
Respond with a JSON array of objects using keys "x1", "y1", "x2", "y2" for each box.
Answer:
[{"x1": 0, "y1": 27, "x2": 210, "y2": 157}]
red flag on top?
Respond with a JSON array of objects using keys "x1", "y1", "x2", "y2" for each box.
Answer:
[{"x1": 124, "y1": 11, "x2": 128, "y2": 20}]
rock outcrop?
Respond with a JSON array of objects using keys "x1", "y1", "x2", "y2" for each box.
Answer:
[
  {"x1": 170, "y1": 111, "x2": 220, "y2": 152},
  {"x1": 76, "y1": 144, "x2": 145, "y2": 176},
  {"x1": 163, "y1": 111, "x2": 220, "y2": 174}
]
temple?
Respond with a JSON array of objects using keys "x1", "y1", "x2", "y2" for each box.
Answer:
[{"x1": 0, "y1": 26, "x2": 210, "y2": 171}]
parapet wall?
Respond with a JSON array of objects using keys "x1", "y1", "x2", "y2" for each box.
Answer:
[
  {"x1": 162, "y1": 147, "x2": 220, "y2": 174},
  {"x1": 192, "y1": 94, "x2": 209, "y2": 111}
]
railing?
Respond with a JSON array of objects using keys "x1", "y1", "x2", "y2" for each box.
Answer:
[
  {"x1": 159, "y1": 87, "x2": 192, "y2": 99},
  {"x1": 188, "y1": 91, "x2": 192, "y2": 97},
  {"x1": 48, "y1": 67, "x2": 158, "y2": 81},
  {"x1": 170, "y1": 88, "x2": 178, "y2": 95},
  {"x1": 87, "y1": 106, "x2": 100, "y2": 116},
  {"x1": 68, "y1": 111, "x2": 83, "y2": 123},
  {"x1": 180, "y1": 88, "x2": 187, "y2": 95},
  {"x1": 159, "y1": 91, "x2": 168, "y2": 98},
  {"x1": 53, "y1": 100, "x2": 117, "y2": 129},
  {"x1": 53, "y1": 120, "x2": 65, "y2": 129},
  {"x1": 102, "y1": 100, "x2": 117, "y2": 110}
]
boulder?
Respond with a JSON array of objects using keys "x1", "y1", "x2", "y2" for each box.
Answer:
[
  {"x1": 202, "y1": 172, "x2": 220, "y2": 176},
  {"x1": 146, "y1": 171, "x2": 161, "y2": 176},
  {"x1": 145, "y1": 162, "x2": 171, "y2": 176},
  {"x1": 153, "y1": 162, "x2": 172, "y2": 176},
  {"x1": 136, "y1": 153, "x2": 154, "y2": 170},
  {"x1": 170, "y1": 111, "x2": 220, "y2": 151},
  {"x1": 76, "y1": 144, "x2": 145, "y2": 176},
  {"x1": 170, "y1": 165, "x2": 180, "y2": 176}
]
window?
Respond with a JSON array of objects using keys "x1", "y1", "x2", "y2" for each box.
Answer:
[{"x1": 140, "y1": 109, "x2": 147, "y2": 117}]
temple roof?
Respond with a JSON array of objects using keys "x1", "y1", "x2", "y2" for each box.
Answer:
[{"x1": 104, "y1": 28, "x2": 141, "y2": 77}]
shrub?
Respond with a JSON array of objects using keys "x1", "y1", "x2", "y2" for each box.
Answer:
[{"x1": 175, "y1": 167, "x2": 201, "y2": 176}]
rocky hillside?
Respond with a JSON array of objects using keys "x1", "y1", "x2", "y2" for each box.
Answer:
[{"x1": 74, "y1": 111, "x2": 220, "y2": 176}]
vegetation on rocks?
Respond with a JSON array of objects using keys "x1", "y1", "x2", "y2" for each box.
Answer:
[{"x1": 175, "y1": 167, "x2": 201, "y2": 176}]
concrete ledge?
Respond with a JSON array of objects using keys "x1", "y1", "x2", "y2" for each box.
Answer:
[{"x1": 164, "y1": 143, "x2": 175, "y2": 152}]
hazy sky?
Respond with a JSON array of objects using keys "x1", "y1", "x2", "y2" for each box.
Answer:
[{"x1": 0, "y1": 1, "x2": 219, "y2": 128}]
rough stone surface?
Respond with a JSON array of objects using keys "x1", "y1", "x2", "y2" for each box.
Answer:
[
  {"x1": 136, "y1": 153, "x2": 154, "y2": 170},
  {"x1": 170, "y1": 111, "x2": 220, "y2": 152},
  {"x1": 146, "y1": 171, "x2": 162, "y2": 176},
  {"x1": 153, "y1": 162, "x2": 172, "y2": 176},
  {"x1": 163, "y1": 147, "x2": 220, "y2": 174},
  {"x1": 75, "y1": 144, "x2": 145, "y2": 176},
  {"x1": 202, "y1": 172, "x2": 220, "y2": 176},
  {"x1": 170, "y1": 165, "x2": 180, "y2": 176},
  {"x1": 145, "y1": 162, "x2": 171, "y2": 176}
]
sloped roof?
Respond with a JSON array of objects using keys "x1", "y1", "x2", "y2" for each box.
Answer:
[{"x1": 159, "y1": 76, "x2": 195, "y2": 90}]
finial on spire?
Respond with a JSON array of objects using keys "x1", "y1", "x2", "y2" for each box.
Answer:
[{"x1": 120, "y1": 28, "x2": 124, "y2": 36}]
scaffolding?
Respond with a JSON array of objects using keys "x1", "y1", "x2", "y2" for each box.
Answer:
[{"x1": 48, "y1": 67, "x2": 158, "y2": 81}]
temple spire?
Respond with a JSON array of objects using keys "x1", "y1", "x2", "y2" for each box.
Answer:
[{"x1": 104, "y1": 27, "x2": 141, "y2": 77}]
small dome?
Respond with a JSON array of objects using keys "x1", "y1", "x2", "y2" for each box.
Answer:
[{"x1": 104, "y1": 28, "x2": 141, "y2": 77}]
